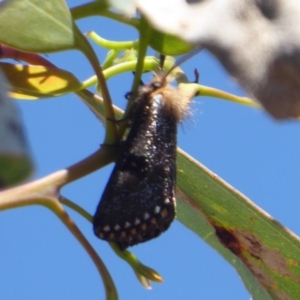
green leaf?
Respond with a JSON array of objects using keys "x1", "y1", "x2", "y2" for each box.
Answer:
[
  {"x1": 0, "y1": 0, "x2": 85, "y2": 53},
  {"x1": 0, "y1": 0, "x2": 107, "y2": 101},
  {"x1": 0, "y1": 155, "x2": 32, "y2": 187},
  {"x1": 176, "y1": 148, "x2": 300, "y2": 299},
  {"x1": 149, "y1": 29, "x2": 194, "y2": 56}
]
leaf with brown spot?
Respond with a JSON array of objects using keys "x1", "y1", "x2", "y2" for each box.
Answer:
[{"x1": 176, "y1": 148, "x2": 300, "y2": 299}]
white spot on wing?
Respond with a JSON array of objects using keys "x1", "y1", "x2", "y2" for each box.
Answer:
[
  {"x1": 154, "y1": 206, "x2": 161, "y2": 214},
  {"x1": 103, "y1": 225, "x2": 110, "y2": 232},
  {"x1": 144, "y1": 212, "x2": 150, "y2": 220},
  {"x1": 125, "y1": 222, "x2": 131, "y2": 228}
]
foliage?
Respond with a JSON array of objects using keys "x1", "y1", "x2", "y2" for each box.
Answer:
[{"x1": 0, "y1": 1, "x2": 299, "y2": 299}]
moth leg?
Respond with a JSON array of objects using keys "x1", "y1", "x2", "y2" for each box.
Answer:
[
  {"x1": 99, "y1": 142, "x2": 119, "y2": 148},
  {"x1": 106, "y1": 115, "x2": 130, "y2": 125},
  {"x1": 124, "y1": 91, "x2": 138, "y2": 101},
  {"x1": 132, "y1": 72, "x2": 145, "y2": 86}
]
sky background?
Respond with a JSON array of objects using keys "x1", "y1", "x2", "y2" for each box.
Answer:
[{"x1": 1, "y1": 1, "x2": 300, "y2": 299}]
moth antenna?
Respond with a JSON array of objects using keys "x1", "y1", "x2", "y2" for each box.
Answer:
[
  {"x1": 166, "y1": 47, "x2": 203, "y2": 77},
  {"x1": 159, "y1": 54, "x2": 166, "y2": 70},
  {"x1": 194, "y1": 68, "x2": 200, "y2": 83}
]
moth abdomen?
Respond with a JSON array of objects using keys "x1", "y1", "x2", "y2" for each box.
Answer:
[{"x1": 94, "y1": 197, "x2": 175, "y2": 250}]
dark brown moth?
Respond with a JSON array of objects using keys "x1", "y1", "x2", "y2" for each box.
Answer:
[{"x1": 93, "y1": 57, "x2": 196, "y2": 250}]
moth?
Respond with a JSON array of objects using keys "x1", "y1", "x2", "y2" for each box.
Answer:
[{"x1": 93, "y1": 56, "x2": 197, "y2": 250}]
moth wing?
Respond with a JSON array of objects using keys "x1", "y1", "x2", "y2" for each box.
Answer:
[{"x1": 93, "y1": 151, "x2": 176, "y2": 249}]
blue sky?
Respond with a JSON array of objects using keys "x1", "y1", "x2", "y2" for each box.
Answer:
[{"x1": 1, "y1": 1, "x2": 300, "y2": 299}]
